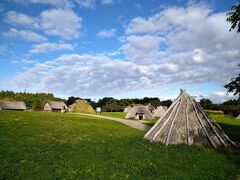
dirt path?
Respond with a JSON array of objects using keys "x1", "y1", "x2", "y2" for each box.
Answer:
[{"x1": 72, "y1": 113, "x2": 151, "y2": 131}]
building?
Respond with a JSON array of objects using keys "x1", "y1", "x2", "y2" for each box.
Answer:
[
  {"x1": 43, "y1": 101, "x2": 67, "y2": 112},
  {"x1": 146, "y1": 103, "x2": 155, "y2": 113},
  {"x1": 153, "y1": 106, "x2": 166, "y2": 118},
  {"x1": 144, "y1": 89, "x2": 235, "y2": 148},
  {"x1": 124, "y1": 106, "x2": 132, "y2": 113},
  {"x1": 0, "y1": 101, "x2": 26, "y2": 111},
  {"x1": 69, "y1": 99, "x2": 95, "y2": 114},
  {"x1": 125, "y1": 105, "x2": 154, "y2": 120}
]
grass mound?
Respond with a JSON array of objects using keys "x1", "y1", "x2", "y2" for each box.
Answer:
[
  {"x1": 0, "y1": 111, "x2": 239, "y2": 179},
  {"x1": 69, "y1": 100, "x2": 95, "y2": 114}
]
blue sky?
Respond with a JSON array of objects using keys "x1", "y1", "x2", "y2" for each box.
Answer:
[{"x1": 0, "y1": 0, "x2": 239, "y2": 103}]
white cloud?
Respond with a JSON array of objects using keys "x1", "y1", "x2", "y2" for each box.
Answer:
[
  {"x1": 39, "y1": 9, "x2": 82, "y2": 39},
  {"x1": 101, "y1": 0, "x2": 113, "y2": 5},
  {"x1": 5, "y1": 9, "x2": 82, "y2": 40},
  {"x1": 97, "y1": 28, "x2": 116, "y2": 38},
  {"x1": 74, "y1": 0, "x2": 95, "y2": 8},
  {"x1": 5, "y1": 11, "x2": 38, "y2": 27},
  {"x1": 29, "y1": 42, "x2": 74, "y2": 53},
  {"x1": 7, "y1": 3, "x2": 240, "y2": 99},
  {"x1": 3, "y1": 28, "x2": 47, "y2": 42}
]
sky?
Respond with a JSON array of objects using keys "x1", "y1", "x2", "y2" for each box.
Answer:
[{"x1": 0, "y1": 0, "x2": 239, "y2": 103}]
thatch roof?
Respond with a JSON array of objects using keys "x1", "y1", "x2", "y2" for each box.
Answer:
[
  {"x1": 126, "y1": 105, "x2": 154, "y2": 120},
  {"x1": 144, "y1": 89, "x2": 235, "y2": 148},
  {"x1": 236, "y1": 114, "x2": 240, "y2": 119},
  {"x1": 45, "y1": 101, "x2": 67, "y2": 110},
  {"x1": 124, "y1": 106, "x2": 132, "y2": 113},
  {"x1": 153, "y1": 106, "x2": 166, "y2": 118},
  {"x1": 0, "y1": 101, "x2": 26, "y2": 110},
  {"x1": 146, "y1": 103, "x2": 155, "y2": 113},
  {"x1": 69, "y1": 99, "x2": 95, "y2": 114}
]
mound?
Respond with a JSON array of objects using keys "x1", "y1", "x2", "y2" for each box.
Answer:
[{"x1": 69, "y1": 100, "x2": 95, "y2": 114}]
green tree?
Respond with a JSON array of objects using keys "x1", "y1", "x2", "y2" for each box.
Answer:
[
  {"x1": 32, "y1": 99, "x2": 42, "y2": 111},
  {"x1": 199, "y1": 98, "x2": 213, "y2": 109},
  {"x1": 227, "y1": 1, "x2": 240, "y2": 32},
  {"x1": 224, "y1": 64, "x2": 240, "y2": 99}
]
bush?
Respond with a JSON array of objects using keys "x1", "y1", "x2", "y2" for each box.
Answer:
[{"x1": 205, "y1": 110, "x2": 224, "y2": 115}]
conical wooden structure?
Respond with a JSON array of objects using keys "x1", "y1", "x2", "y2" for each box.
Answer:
[
  {"x1": 144, "y1": 89, "x2": 235, "y2": 148},
  {"x1": 153, "y1": 106, "x2": 166, "y2": 118}
]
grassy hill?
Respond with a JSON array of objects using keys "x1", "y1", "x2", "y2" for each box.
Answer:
[{"x1": 0, "y1": 111, "x2": 239, "y2": 179}]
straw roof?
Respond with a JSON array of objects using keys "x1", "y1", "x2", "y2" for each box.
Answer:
[
  {"x1": 146, "y1": 103, "x2": 155, "y2": 113},
  {"x1": 144, "y1": 89, "x2": 235, "y2": 148},
  {"x1": 69, "y1": 99, "x2": 95, "y2": 114},
  {"x1": 153, "y1": 106, "x2": 166, "y2": 118},
  {"x1": 126, "y1": 105, "x2": 153, "y2": 120},
  {"x1": 236, "y1": 114, "x2": 240, "y2": 119},
  {"x1": 124, "y1": 106, "x2": 132, "y2": 113},
  {"x1": 0, "y1": 101, "x2": 26, "y2": 110},
  {"x1": 45, "y1": 101, "x2": 67, "y2": 110}
]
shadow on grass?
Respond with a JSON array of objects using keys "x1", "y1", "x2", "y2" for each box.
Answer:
[{"x1": 217, "y1": 122, "x2": 240, "y2": 143}]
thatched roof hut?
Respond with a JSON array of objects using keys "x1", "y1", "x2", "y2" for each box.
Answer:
[
  {"x1": 126, "y1": 105, "x2": 153, "y2": 120},
  {"x1": 146, "y1": 103, "x2": 155, "y2": 113},
  {"x1": 43, "y1": 101, "x2": 67, "y2": 112},
  {"x1": 69, "y1": 100, "x2": 95, "y2": 114},
  {"x1": 124, "y1": 106, "x2": 132, "y2": 113},
  {"x1": 153, "y1": 106, "x2": 166, "y2": 118},
  {"x1": 144, "y1": 89, "x2": 235, "y2": 148},
  {"x1": 0, "y1": 101, "x2": 26, "y2": 111}
]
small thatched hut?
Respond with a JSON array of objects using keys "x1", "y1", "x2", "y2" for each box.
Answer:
[
  {"x1": 144, "y1": 89, "x2": 235, "y2": 148},
  {"x1": 124, "y1": 106, "x2": 132, "y2": 113},
  {"x1": 126, "y1": 105, "x2": 153, "y2": 120},
  {"x1": 0, "y1": 101, "x2": 26, "y2": 111},
  {"x1": 43, "y1": 101, "x2": 67, "y2": 112},
  {"x1": 153, "y1": 106, "x2": 166, "y2": 118},
  {"x1": 146, "y1": 103, "x2": 155, "y2": 113},
  {"x1": 69, "y1": 100, "x2": 95, "y2": 114}
]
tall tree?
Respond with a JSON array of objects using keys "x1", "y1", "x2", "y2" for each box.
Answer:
[
  {"x1": 227, "y1": 1, "x2": 240, "y2": 32},
  {"x1": 224, "y1": 64, "x2": 240, "y2": 99}
]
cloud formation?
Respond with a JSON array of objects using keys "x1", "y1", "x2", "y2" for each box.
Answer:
[
  {"x1": 5, "y1": 9, "x2": 82, "y2": 40},
  {"x1": 97, "y1": 28, "x2": 116, "y2": 38},
  {"x1": 3, "y1": 28, "x2": 47, "y2": 42},
  {"x1": 8, "y1": 3, "x2": 240, "y2": 102},
  {"x1": 29, "y1": 42, "x2": 74, "y2": 53}
]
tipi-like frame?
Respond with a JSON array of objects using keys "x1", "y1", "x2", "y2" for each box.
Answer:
[{"x1": 144, "y1": 89, "x2": 235, "y2": 148}]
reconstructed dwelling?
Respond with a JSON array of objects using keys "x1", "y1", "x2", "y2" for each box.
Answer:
[
  {"x1": 126, "y1": 105, "x2": 154, "y2": 120},
  {"x1": 43, "y1": 101, "x2": 67, "y2": 112},
  {"x1": 146, "y1": 103, "x2": 155, "y2": 113},
  {"x1": 153, "y1": 106, "x2": 166, "y2": 118},
  {"x1": 69, "y1": 99, "x2": 95, "y2": 114},
  {"x1": 0, "y1": 101, "x2": 26, "y2": 111},
  {"x1": 124, "y1": 106, "x2": 132, "y2": 113},
  {"x1": 144, "y1": 89, "x2": 235, "y2": 148},
  {"x1": 237, "y1": 114, "x2": 240, "y2": 119}
]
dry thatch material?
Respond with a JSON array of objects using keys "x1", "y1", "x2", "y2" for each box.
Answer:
[
  {"x1": 69, "y1": 100, "x2": 95, "y2": 114},
  {"x1": 146, "y1": 103, "x2": 155, "y2": 113},
  {"x1": 126, "y1": 105, "x2": 154, "y2": 120},
  {"x1": 153, "y1": 106, "x2": 166, "y2": 118},
  {"x1": 44, "y1": 101, "x2": 67, "y2": 112},
  {"x1": 0, "y1": 101, "x2": 26, "y2": 110},
  {"x1": 144, "y1": 89, "x2": 235, "y2": 148},
  {"x1": 236, "y1": 115, "x2": 240, "y2": 119},
  {"x1": 124, "y1": 106, "x2": 132, "y2": 113}
]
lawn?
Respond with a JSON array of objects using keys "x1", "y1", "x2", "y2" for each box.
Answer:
[
  {"x1": 101, "y1": 112, "x2": 127, "y2": 119},
  {"x1": 0, "y1": 110, "x2": 240, "y2": 179}
]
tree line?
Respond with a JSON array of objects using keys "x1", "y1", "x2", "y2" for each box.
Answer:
[{"x1": 0, "y1": 90, "x2": 239, "y2": 116}]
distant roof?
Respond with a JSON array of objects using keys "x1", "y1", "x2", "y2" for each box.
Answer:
[
  {"x1": 0, "y1": 101, "x2": 26, "y2": 110},
  {"x1": 46, "y1": 101, "x2": 67, "y2": 109}
]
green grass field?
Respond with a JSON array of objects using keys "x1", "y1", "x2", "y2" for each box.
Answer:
[
  {"x1": 0, "y1": 110, "x2": 240, "y2": 179},
  {"x1": 101, "y1": 112, "x2": 127, "y2": 119}
]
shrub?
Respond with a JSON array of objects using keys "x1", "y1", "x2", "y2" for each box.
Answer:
[{"x1": 205, "y1": 110, "x2": 224, "y2": 115}]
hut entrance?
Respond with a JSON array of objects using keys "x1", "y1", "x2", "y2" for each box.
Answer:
[{"x1": 136, "y1": 113, "x2": 144, "y2": 120}]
